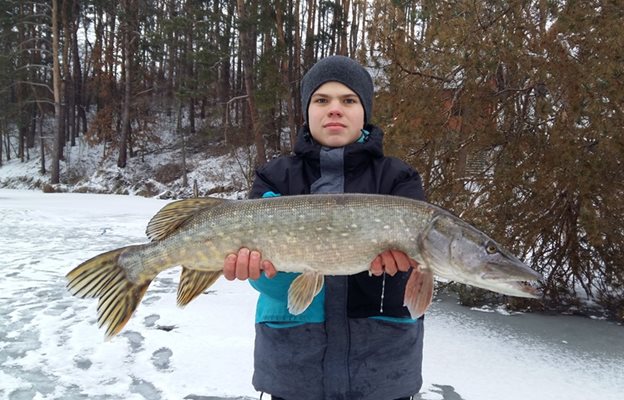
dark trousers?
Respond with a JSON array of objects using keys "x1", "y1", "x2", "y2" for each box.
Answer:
[{"x1": 271, "y1": 397, "x2": 412, "y2": 400}]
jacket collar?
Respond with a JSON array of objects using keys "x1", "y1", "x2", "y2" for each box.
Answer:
[{"x1": 294, "y1": 124, "x2": 385, "y2": 170}]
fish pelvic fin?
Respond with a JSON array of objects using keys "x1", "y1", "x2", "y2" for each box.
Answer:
[
  {"x1": 403, "y1": 267, "x2": 434, "y2": 319},
  {"x1": 66, "y1": 246, "x2": 151, "y2": 339},
  {"x1": 287, "y1": 271, "x2": 324, "y2": 315},
  {"x1": 177, "y1": 267, "x2": 222, "y2": 307},
  {"x1": 146, "y1": 197, "x2": 228, "y2": 241}
]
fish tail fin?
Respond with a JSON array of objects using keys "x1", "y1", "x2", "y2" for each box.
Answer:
[
  {"x1": 403, "y1": 267, "x2": 434, "y2": 319},
  {"x1": 177, "y1": 267, "x2": 222, "y2": 307},
  {"x1": 66, "y1": 246, "x2": 151, "y2": 339}
]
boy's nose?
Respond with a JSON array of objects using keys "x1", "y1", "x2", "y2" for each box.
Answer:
[{"x1": 328, "y1": 103, "x2": 343, "y2": 117}]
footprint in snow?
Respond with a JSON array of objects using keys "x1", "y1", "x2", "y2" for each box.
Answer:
[
  {"x1": 73, "y1": 355, "x2": 93, "y2": 370},
  {"x1": 151, "y1": 347, "x2": 173, "y2": 371},
  {"x1": 143, "y1": 295, "x2": 161, "y2": 305},
  {"x1": 122, "y1": 330, "x2": 145, "y2": 353},
  {"x1": 144, "y1": 314, "x2": 160, "y2": 328}
]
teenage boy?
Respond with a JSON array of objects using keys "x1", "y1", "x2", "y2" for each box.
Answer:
[{"x1": 224, "y1": 55, "x2": 430, "y2": 400}]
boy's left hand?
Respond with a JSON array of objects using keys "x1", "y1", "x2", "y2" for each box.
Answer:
[{"x1": 370, "y1": 250, "x2": 417, "y2": 276}]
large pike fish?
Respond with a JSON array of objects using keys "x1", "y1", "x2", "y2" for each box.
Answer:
[{"x1": 66, "y1": 193, "x2": 541, "y2": 338}]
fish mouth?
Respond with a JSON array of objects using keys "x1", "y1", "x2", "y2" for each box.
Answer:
[
  {"x1": 479, "y1": 262, "x2": 543, "y2": 298},
  {"x1": 517, "y1": 283, "x2": 542, "y2": 298},
  {"x1": 482, "y1": 262, "x2": 543, "y2": 282},
  {"x1": 498, "y1": 280, "x2": 542, "y2": 299}
]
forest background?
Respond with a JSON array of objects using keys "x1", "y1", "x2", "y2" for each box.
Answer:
[{"x1": 0, "y1": 0, "x2": 622, "y2": 321}]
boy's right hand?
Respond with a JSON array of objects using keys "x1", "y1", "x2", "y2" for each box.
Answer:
[{"x1": 223, "y1": 248, "x2": 277, "y2": 281}]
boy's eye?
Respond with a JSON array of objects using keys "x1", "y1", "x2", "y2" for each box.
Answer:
[
  {"x1": 314, "y1": 98, "x2": 327, "y2": 103},
  {"x1": 344, "y1": 98, "x2": 358, "y2": 104}
]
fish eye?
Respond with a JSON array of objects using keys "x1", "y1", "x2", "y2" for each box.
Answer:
[{"x1": 485, "y1": 242, "x2": 498, "y2": 254}]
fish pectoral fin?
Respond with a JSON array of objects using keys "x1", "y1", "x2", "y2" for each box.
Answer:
[
  {"x1": 66, "y1": 246, "x2": 151, "y2": 339},
  {"x1": 146, "y1": 197, "x2": 228, "y2": 241},
  {"x1": 403, "y1": 267, "x2": 434, "y2": 319},
  {"x1": 287, "y1": 271, "x2": 324, "y2": 315},
  {"x1": 177, "y1": 267, "x2": 222, "y2": 307}
]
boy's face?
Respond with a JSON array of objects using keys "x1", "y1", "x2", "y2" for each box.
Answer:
[{"x1": 308, "y1": 81, "x2": 365, "y2": 147}]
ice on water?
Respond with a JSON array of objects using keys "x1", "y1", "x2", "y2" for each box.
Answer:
[{"x1": 0, "y1": 189, "x2": 622, "y2": 400}]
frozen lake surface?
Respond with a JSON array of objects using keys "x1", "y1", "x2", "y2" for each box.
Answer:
[{"x1": 0, "y1": 189, "x2": 622, "y2": 400}]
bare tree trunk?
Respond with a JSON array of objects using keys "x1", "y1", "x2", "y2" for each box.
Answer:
[
  {"x1": 79, "y1": 46, "x2": 88, "y2": 132},
  {"x1": 16, "y1": 2, "x2": 28, "y2": 162},
  {"x1": 118, "y1": 49, "x2": 130, "y2": 168},
  {"x1": 237, "y1": 0, "x2": 266, "y2": 166},
  {"x1": 51, "y1": 0, "x2": 62, "y2": 184},
  {"x1": 28, "y1": 105, "x2": 36, "y2": 149},
  {"x1": 58, "y1": 0, "x2": 72, "y2": 151},
  {"x1": 293, "y1": 0, "x2": 302, "y2": 124},
  {"x1": 166, "y1": 0, "x2": 176, "y2": 117},
  {"x1": 217, "y1": 0, "x2": 234, "y2": 126},
  {"x1": 366, "y1": 0, "x2": 373, "y2": 59},
  {"x1": 3, "y1": 131, "x2": 9, "y2": 161},
  {"x1": 186, "y1": 14, "x2": 196, "y2": 134},
  {"x1": 118, "y1": 0, "x2": 134, "y2": 168},
  {"x1": 39, "y1": 119, "x2": 46, "y2": 175},
  {"x1": 71, "y1": 0, "x2": 84, "y2": 142},
  {"x1": 339, "y1": 0, "x2": 350, "y2": 56},
  {"x1": 177, "y1": 100, "x2": 188, "y2": 187},
  {"x1": 304, "y1": 0, "x2": 316, "y2": 69},
  {"x1": 316, "y1": 0, "x2": 323, "y2": 58},
  {"x1": 275, "y1": 0, "x2": 298, "y2": 153},
  {"x1": 62, "y1": 3, "x2": 75, "y2": 149},
  {"x1": 349, "y1": 0, "x2": 359, "y2": 56}
]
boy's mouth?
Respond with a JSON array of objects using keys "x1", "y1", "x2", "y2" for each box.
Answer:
[{"x1": 324, "y1": 122, "x2": 346, "y2": 128}]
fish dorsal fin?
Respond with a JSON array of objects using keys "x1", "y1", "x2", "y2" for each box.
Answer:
[{"x1": 146, "y1": 197, "x2": 227, "y2": 241}]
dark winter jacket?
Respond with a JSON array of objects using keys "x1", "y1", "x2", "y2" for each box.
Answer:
[{"x1": 249, "y1": 125, "x2": 425, "y2": 400}]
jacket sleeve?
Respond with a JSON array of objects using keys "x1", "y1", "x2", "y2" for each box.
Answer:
[
  {"x1": 249, "y1": 165, "x2": 280, "y2": 199},
  {"x1": 389, "y1": 159, "x2": 426, "y2": 201},
  {"x1": 248, "y1": 156, "x2": 297, "y2": 199}
]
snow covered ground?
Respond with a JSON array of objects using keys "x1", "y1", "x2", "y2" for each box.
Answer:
[
  {"x1": 0, "y1": 130, "x2": 251, "y2": 201},
  {"x1": 1, "y1": 189, "x2": 623, "y2": 400}
]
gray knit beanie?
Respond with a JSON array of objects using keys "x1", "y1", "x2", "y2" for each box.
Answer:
[{"x1": 301, "y1": 55, "x2": 374, "y2": 125}]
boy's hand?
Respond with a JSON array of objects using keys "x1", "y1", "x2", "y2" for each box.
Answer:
[
  {"x1": 371, "y1": 250, "x2": 433, "y2": 315},
  {"x1": 224, "y1": 248, "x2": 418, "y2": 280},
  {"x1": 370, "y1": 249, "x2": 417, "y2": 276},
  {"x1": 223, "y1": 248, "x2": 277, "y2": 281}
]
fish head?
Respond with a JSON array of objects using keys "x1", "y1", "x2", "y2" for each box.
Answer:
[{"x1": 419, "y1": 211, "x2": 542, "y2": 298}]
